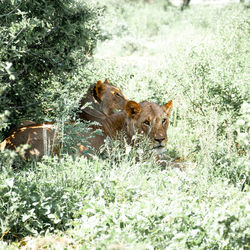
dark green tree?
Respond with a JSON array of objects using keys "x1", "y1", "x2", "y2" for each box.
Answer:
[{"x1": 0, "y1": 0, "x2": 101, "y2": 139}]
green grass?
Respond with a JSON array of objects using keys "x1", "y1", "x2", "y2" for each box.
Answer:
[{"x1": 1, "y1": 0, "x2": 249, "y2": 249}]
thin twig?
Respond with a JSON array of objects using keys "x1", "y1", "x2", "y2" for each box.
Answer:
[
  {"x1": 179, "y1": 81, "x2": 206, "y2": 116},
  {"x1": 0, "y1": 228, "x2": 10, "y2": 240},
  {"x1": 0, "y1": 4, "x2": 20, "y2": 18},
  {"x1": 7, "y1": 27, "x2": 25, "y2": 47},
  {"x1": 7, "y1": 102, "x2": 39, "y2": 110}
]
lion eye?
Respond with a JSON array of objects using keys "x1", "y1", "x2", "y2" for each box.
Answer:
[
  {"x1": 144, "y1": 120, "x2": 150, "y2": 126},
  {"x1": 116, "y1": 92, "x2": 122, "y2": 97}
]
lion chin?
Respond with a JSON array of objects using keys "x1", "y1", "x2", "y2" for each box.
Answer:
[{"x1": 153, "y1": 145, "x2": 166, "y2": 155}]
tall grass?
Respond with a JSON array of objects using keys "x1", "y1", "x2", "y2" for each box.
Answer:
[
  {"x1": 0, "y1": 0, "x2": 249, "y2": 248},
  {"x1": 91, "y1": 0, "x2": 249, "y2": 185}
]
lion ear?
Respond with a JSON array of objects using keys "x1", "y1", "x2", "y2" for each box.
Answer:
[
  {"x1": 125, "y1": 100, "x2": 141, "y2": 119},
  {"x1": 104, "y1": 79, "x2": 109, "y2": 84},
  {"x1": 95, "y1": 80, "x2": 106, "y2": 100},
  {"x1": 162, "y1": 100, "x2": 173, "y2": 117}
]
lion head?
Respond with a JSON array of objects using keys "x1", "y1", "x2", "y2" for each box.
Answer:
[
  {"x1": 124, "y1": 100, "x2": 173, "y2": 153},
  {"x1": 78, "y1": 79, "x2": 127, "y2": 121}
]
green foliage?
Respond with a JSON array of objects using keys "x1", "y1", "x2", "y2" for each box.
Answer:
[
  {"x1": 68, "y1": 159, "x2": 249, "y2": 249},
  {"x1": 57, "y1": 121, "x2": 102, "y2": 156},
  {"x1": 0, "y1": 157, "x2": 87, "y2": 239},
  {"x1": 0, "y1": 0, "x2": 102, "y2": 137},
  {"x1": 1, "y1": 151, "x2": 249, "y2": 248},
  {"x1": 234, "y1": 102, "x2": 250, "y2": 154}
]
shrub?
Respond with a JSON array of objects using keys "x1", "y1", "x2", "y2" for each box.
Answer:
[
  {"x1": 0, "y1": 0, "x2": 102, "y2": 138},
  {"x1": 0, "y1": 156, "x2": 89, "y2": 240}
]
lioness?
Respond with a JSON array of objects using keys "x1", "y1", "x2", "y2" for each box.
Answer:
[
  {"x1": 78, "y1": 79, "x2": 127, "y2": 122},
  {"x1": 0, "y1": 80, "x2": 127, "y2": 160},
  {"x1": 126, "y1": 100, "x2": 172, "y2": 152},
  {"x1": 1, "y1": 100, "x2": 173, "y2": 160},
  {"x1": 101, "y1": 100, "x2": 173, "y2": 153}
]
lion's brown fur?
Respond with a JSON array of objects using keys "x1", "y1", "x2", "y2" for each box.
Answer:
[
  {"x1": 86, "y1": 99, "x2": 173, "y2": 152},
  {"x1": 2, "y1": 123, "x2": 58, "y2": 159},
  {"x1": 1, "y1": 80, "x2": 128, "y2": 160},
  {"x1": 1, "y1": 99, "x2": 173, "y2": 160}
]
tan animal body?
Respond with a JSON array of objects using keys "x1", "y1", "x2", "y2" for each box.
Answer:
[
  {"x1": 0, "y1": 100, "x2": 173, "y2": 160},
  {"x1": 1, "y1": 122, "x2": 99, "y2": 160},
  {"x1": 1, "y1": 123, "x2": 58, "y2": 159},
  {"x1": 0, "y1": 79, "x2": 127, "y2": 160}
]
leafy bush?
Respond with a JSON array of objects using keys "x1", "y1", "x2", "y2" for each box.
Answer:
[
  {"x1": 0, "y1": 157, "x2": 88, "y2": 240},
  {"x1": 0, "y1": 0, "x2": 102, "y2": 138}
]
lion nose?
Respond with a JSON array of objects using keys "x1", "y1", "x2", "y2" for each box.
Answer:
[{"x1": 155, "y1": 137, "x2": 165, "y2": 144}]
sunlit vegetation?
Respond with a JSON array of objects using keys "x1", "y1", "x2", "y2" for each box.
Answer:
[{"x1": 0, "y1": 0, "x2": 249, "y2": 248}]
